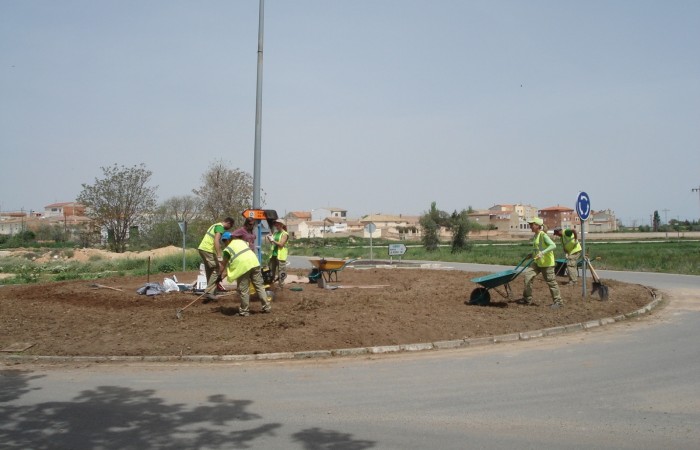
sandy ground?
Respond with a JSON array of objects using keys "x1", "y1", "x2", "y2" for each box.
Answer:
[{"x1": 0, "y1": 260, "x2": 653, "y2": 357}]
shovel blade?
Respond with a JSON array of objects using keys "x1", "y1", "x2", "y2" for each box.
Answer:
[
  {"x1": 176, "y1": 309, "x2": 183, "y2": 320},
  {"x1": 593, "y1": 282, "x2": 609, "y2": 300}
]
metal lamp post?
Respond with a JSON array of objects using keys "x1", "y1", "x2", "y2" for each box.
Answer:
[{"x1": 252, "y1": 0, "x2": 265, "y2": 262}]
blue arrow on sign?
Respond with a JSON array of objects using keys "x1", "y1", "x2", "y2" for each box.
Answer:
[{"x1": 576, "y1": 192, "x2": 591, "y2": 221}]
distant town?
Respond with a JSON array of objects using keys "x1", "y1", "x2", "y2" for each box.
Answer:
[{"x1": 1, "y1": 202, "x2": 617, "y2": 242}]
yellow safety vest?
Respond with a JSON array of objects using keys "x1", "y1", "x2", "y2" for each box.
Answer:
[
  {"x1": 271, "y1": 230, "x2": 289, "y2": 260},
  {"x1": 532, "y1": 230, "x2": 556, "y2": 268},
  {"x1": 198, "y1": 223, "x2": 223, "y2": 253},
  {"x1": 223, "y1": 239, "x2": 260, "y2": 282},
  {"x1": 561, "y1": 230, "x2": 582, "y2": 254}
]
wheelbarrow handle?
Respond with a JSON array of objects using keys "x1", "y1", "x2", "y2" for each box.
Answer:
[{"x1": 513, "y1": 256, "x2": 534, "y2": 273}]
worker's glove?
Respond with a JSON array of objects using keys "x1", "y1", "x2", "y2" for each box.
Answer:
[
  {"x1": 535, "y1": 252, "x2": 544, "y2": 260},
  {"x1": 217, "y1": 256, "x2": 224, "y2": 262}
]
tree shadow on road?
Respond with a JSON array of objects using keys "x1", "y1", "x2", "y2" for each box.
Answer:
[{"x1": 0, "y1": 370, "x2": 376, "y2": 449}]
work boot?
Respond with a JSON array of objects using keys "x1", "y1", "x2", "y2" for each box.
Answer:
[
  {"x1": 516, "y1": 298, "x2": 532, "y2": 305},
  {"x1": 550, "y1": 302, "x2": 563, "y2": 309}
]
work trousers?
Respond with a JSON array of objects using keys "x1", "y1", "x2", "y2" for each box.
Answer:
[
  {"x1": 237, "y1": 267, "x2": 271, "y2": 314},
  {"x1": 565, "y1": 252, "x2": 581, "y2": 283},
  {"x1": 198, "y1": 249, "x2": 220, "y2": 294},
  {"x1": 268, "y1": 256, "x2": 287, "y2": 287},
  {"x1": 523, "y1": 265, "x2": 562, "y2": 304}
]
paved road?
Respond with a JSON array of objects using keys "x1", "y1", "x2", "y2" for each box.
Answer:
[{"x1": 1, "y1": 260, "x2": 699, "y2": 449}]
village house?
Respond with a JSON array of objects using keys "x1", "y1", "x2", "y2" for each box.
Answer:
[
  {"x1": 360, "y1": 214, "x2": 421, "y2": 239},
  {"x1": 468, "y1": 204, "x2": 539, "y2": 235},
  {"x1": 538, "y1": 205, "x2": 579, "y2": 231}
]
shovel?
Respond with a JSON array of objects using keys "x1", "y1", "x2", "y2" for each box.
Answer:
[
  {"x1": 585, "y1": 258, "x2": 609, "y2": 300},
  {"x1": 176, "y1": 291, "x2": 238, "y2": 319}
]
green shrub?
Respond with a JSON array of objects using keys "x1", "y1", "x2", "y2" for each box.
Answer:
[{"x1": 157, "y1": 263, "x2": 176, "y2": 273}]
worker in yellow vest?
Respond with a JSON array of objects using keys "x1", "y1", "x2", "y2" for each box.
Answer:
[
  {"x1": 520, "y1": 217, "x2": 563, "y2": 309},
  {"x1": 267, "y1": 219, "x2": 289, "y2": 287},
  {"x1": 553, "y1": 226, "x2": 582, "y2": 284},
  {"x1": 219, "y1": 234, "x2": 271, "y2": 316},
  {"x1": 197, "y1": 217, "x2": 234, "y2": 302}
]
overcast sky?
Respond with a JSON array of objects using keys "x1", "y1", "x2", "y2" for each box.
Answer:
[{"x1": 1, "y1": 0, "x2": 699, "y2": 225}]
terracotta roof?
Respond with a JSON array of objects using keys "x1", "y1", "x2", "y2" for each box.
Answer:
[{"x1": 539, "y1": 205, "x2": 574, "y2": 212}]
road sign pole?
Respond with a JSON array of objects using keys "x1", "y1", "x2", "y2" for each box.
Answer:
[
  {"x1": 179, "y1": 221, "x2": 187, "y2": 271},
  {"x1": 576, "y1": 192, "x2": 591, "y2": 299},
  {"x1": 580, "y1": 211, "x2": 587, "y2": 299}
]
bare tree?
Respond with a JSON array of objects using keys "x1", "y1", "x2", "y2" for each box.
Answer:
[
  {"x1": 192, "y1": 160, "x2": 256, "y2": 224},
  {"x1": 77, "y1": 163, "x2": 157, "y2": 252},
  {"x1": 143, "y1": 195, "x2": 201, "y2": 249},
  {"x1": 159, "y1": 195, "x2": 201, "y2": 223}
]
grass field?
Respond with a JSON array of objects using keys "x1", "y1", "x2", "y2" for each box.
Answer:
[
  {"x1": 290, "y1": 238, "x2": 700, "y2": 276},
  {"x1": 0, "y1": 238, "x2": 698, "y2": 285}
]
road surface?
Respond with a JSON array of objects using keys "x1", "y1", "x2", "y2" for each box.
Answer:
[{"x1": 1, "y1": 260, "x2": 698, "y2": 449}]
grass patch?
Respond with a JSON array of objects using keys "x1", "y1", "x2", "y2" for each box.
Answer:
[{"x1": 0, "y1": 239, "x2": 697, "y2": 285}]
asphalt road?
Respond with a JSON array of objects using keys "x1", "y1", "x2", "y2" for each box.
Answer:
[{"x1": 1, "y1": 259, "x2": 699, "y2": 449}]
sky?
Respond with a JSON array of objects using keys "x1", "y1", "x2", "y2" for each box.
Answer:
[{"x1": 1, "y1": 0, "x2": 699, "y2": 226}]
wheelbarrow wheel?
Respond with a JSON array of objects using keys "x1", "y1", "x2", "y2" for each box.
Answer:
[{"x1": 468, "y1": 288, "x2": 491, "y2": 305}]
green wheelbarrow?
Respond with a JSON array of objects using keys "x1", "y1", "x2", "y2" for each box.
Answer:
[{"x1": 468, "y1": 257, "x2": 533, "y2": 305}]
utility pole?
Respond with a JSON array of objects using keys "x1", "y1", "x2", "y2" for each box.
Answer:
[
  {"x1": 252, "y1": 0, "x2": 265, "y2": 262},
  {"x1": 693, "y1": 186, "x2": 700, "y2": 221},
  {"x1": 662, "y1": 208, "x2": 670, "y2": 238}
]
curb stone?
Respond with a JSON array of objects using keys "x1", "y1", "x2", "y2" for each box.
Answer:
[
  {"x1": 433, "y1": 340, "x2": 466, "y2": 349},
  {"x1": 0, "y1": 294, "x2": 663, "y2": 364}
]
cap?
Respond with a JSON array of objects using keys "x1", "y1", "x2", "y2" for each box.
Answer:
[
  {"x1": 553, "y1": 226, "x2": 562, "y2": 232},
  {"x1": 221, "y1": 231, "x2": 232, "y2": 241},
  {"x1": 527, "y1": 217, "x2": 543, "y2": 226}
]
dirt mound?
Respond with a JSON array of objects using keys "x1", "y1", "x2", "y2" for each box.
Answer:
[{"x1": 0, "y1": 266, "x2": 655, "y2": 358}]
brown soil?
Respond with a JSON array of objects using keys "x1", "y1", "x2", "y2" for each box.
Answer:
[{"x1": 0, "y1": 263, "x2": 653, "y2": 357}]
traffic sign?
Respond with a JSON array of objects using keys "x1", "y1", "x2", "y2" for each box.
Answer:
[
  {"x1": 576, "y1": 192, "x2": 591, "y2": 221},
  {"x1": 241, "y1": 209, "x2": 275, "y2": 220},
  {"x1": 388, "y1": 243, "x2": 407, "y2": 256}
]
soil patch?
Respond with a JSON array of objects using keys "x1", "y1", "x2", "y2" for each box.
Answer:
[{"x1": 0, "y1": 266, "x2": 654, "y2": 357}]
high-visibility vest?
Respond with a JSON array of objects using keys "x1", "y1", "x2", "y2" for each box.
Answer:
[
  {"x1": 271, "y1": 230, "x2": 289, "y2": 260},
  {"x1": 223, "y1": 239, "x2": 260, "y2": 282},
  {"x1": 532, "y1": 230, "x2": 555, "y2": 268},
  {"x1": 198, "y1": 223, "x2": 223, "y2": 253},
  {"x1": 561, "y1": 230, "x2": 582, "y2": 254}
]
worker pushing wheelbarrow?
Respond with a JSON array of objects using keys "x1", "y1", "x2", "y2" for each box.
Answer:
[{"x1": 468, "y1": 256, "x2": 533, "y2": 305}]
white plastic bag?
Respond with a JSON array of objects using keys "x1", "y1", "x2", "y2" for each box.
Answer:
[{"x1": 163, "y1": 278, "x2": 179, "y2": 293}]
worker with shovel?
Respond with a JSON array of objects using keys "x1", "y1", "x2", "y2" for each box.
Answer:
[
  {"x1": 267, "y1": 219, "x2": 289, "y2": 288},
  {"x1": 553, "y1": 226, "x2": 582, "y2": 285},
  {"x1": 520, "y1": 217, "x2": 563, "y2": 309},
  {"x1": 197, "y1": 217, "x2": 234, "y2": 303},
  {"x1": 219, "y1": 233, "x2": 271, "y2": 316}
]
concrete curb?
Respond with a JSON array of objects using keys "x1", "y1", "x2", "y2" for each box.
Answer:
[{"x1": 1, "y1": 293, "x2": 661, "y2": 365}]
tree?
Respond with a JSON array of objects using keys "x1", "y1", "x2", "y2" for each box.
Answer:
[
  {"x1": 653, "y1": 210, "x2": 661, "y2": 232},
  {"x1": 192, "y1": 160, "x2": 256, "y2": 224},
  {"x1": 144, "y1": 195, "x2": 202, "y2": 249},
  {"x1": 450, "y1": 209, "x2": 472, "y2": 253},
  {"x1": 192, "y1": 160, "x2": 253, "y2": 222},
  {"x1": 77, "y1": 164, "x2": 158, "y2": 252},
  {"x1": 420, "y1": 202, "x2": 450, "y2": 251},
  {"x1": 159, "y1": 195, "x2": 201, "y2": 223}
]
